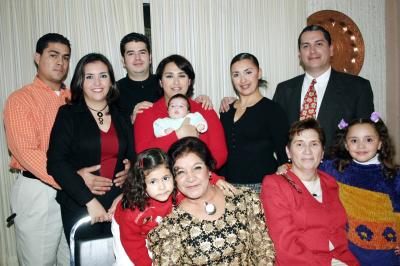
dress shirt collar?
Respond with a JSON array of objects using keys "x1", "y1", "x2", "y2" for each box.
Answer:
[
  {"x1": 34, "y1": 75, "x2": 68, "y2": 95},
  {"x1": 304, "y1": 67, "x2": 331, "y2": 88}
]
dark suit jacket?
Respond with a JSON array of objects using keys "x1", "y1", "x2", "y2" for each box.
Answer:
[
  {"x1": 47, "y1": 101, "x2": 136, "y2": 212},
  {"x1": 273, "y1": 69, "x2": 374, "y2": 150}
]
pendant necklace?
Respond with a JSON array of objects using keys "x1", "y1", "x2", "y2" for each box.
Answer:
[
  {"x1": 87, "y1": 104, "x2": 108, "y2": 125},
  {"x1": 204, "y1": 186, "x2": 217, "y2": 215},
  {"x1": 204, "y1": 202, "x2": 216, "y2": 215},
  {"x1": 302, "y1": 177, "x2": 321, "y2": 199}
]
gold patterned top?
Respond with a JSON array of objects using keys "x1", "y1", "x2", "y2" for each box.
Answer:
[{"x1": 148, "y1": 188, "x2": 275, "y2": 265}]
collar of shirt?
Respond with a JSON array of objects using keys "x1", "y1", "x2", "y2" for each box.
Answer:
[
  {"x1": 300, "y1": 67, "x2": 332, "y2": 116},
  {"x1": 34, "y1": 75, "x2": 69, "y2": 97},
  {"x1": 353, "y1": 153, "x2": 380, "y2": 165}
]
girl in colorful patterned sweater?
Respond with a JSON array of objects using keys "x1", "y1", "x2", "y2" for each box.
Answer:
[
  {"x1": 320, "y1": 112, "x2": 400, "y2": 265},
  {"x1": 111, "y1": 148, "x2": 233, "y2": 266}
]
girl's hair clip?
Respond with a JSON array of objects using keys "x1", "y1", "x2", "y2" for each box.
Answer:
[
  {"x1": 138, "y1": 158, "x2": 144, "y2": 169},
  {"x1": 370, "y1": 112, "x2": 380, "y2": 123},
  {"x1": 338, "y1": 119, "x2": 348, "y2": 130}
]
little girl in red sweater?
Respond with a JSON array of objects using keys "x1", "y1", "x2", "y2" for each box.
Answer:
[{"x1": 112, "y1": 148, "x2": 232, "y2": 265}]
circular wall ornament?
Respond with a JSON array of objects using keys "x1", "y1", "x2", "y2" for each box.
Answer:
[{"x1": 307, "y1": 10, "x2": 365, "y2": 75}]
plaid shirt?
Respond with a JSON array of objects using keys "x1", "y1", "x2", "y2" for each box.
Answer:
[{"x1": 3, "y1": 76, "x2": 70, "y2": 188}]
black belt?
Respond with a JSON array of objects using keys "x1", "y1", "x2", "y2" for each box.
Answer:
[
  {"x1": 21, "y1": 171, "x2": 53, "y2": 189},
  {"x1": 22, "y1": 171, "x2": 38, "y2": 180}
]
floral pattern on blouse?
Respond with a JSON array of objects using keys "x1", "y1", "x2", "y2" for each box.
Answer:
[
  {"x1": 382, "y1": 227, "x2": 397, "y2": 242},
  {"x1": 356, "y1": 225, "x2": 374, "y2": 241},
  {"x1": 148, "y1": 188, "x2": 275, "y2": 265}
]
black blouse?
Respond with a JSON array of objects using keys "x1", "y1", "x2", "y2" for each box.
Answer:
[
  {"x1": 47, "y1": 101, "x2": 136, "y2": 211},
  {"x1": 219, "y1": 97, "x2": 289, "y2": 184}
]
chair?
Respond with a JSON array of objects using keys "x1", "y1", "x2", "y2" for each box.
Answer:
[{"x1": 70, "y1": 216, "x2": 115, "y2": 266}]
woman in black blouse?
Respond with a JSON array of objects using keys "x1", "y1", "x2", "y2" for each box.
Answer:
[{"x1": 219, "y1": 53, "x2": 289, "y2": 193}]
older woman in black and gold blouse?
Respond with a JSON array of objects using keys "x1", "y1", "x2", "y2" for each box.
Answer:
[{"x1": 148, "y1": 137, "x2": 274, "y2": 265}]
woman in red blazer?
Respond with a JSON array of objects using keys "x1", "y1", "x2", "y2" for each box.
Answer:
[
  {"x1": 134, "y1": 54, "x2": 227, "y2": 169},
  {"x1": 260, "y1": 119, "x2": 359, "y2": 266}
]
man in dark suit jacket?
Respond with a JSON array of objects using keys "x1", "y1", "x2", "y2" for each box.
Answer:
[{"x1": 273, "y1": 25, "x2": 374, "y2": 151}]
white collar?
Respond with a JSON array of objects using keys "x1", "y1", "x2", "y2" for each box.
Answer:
[
  {"x1": 353, "y1": 153, "x2": 380, "y2": 165},
  {"x1": 300, "y1": 177, "x2": 323, "y2": 202},
  {"x1": 305, "y1": 67, "x2": 331, "y2": 86}
]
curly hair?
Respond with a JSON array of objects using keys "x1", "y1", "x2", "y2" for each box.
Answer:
[
  {"x1": 121, "y1": 148, "x2": 175, "y2": 211},
  {"x1": 330, "y1": 118, "x2": 399, "y2": 179}
]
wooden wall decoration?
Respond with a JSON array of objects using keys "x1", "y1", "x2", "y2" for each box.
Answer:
[{"x1": 307, "y1": 10, "x2": 365, "y2": 76}]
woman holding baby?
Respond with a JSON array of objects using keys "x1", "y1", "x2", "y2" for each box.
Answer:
[{"x1": 134, "y1": 54, "x2": 227, "y2": 170}]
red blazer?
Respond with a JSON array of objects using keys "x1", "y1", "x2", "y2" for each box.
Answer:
[
  {"x1": 260, "y1": 170, "x2": 359, "y2": 266},
  {"x1": 134, "y1": 97, "x2": 227, "y2": 169}
]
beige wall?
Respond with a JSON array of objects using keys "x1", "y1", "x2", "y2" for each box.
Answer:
[{"x1": 386, "y1": 0, "x2": 400, "y2": 162}]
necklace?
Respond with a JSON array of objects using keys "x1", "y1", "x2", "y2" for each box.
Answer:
[
  {"x1": 237, "y1": 95, "x2": 262, "y2": 110},
  {"x1": 238, "y1": 101, "x2": 254, "y2": 110},
  {"x1": 301, "y1": 177, "x2": 322, "y2": 198},
  {"x1": 204, "y1": 186, "x2": 217, "y2": 215},
  {"x1": 87, "y1": 104, "x2": 108, "y2": 125},
  {"x1": 204, "y1": 202, "x2": 216, "y2": 215}
]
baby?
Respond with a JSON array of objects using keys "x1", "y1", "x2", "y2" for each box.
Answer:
[{"x1": 153, "y1": 94, "x2": 208, "y2": 137}]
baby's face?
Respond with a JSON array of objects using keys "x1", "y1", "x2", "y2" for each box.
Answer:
[{"x1": 168, "y1": 98, "x2": 189, "y2": 119}]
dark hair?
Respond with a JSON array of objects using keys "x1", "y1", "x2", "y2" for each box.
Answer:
[
  {"x1": 230, "y1": 53, "x2": 268, "y2": 90},
  {"x1": 330, "y1": 118, "x2": 399, "y2": 179},
  {"x1": 168, "y1": 137, "x2": 216, "y2": 176},
  {"x1": 36, "y1": 33, "x2": 71, "y2": 55},
  {"x1": 120, "y1": 32, "x2": 151, "y2": 56},
  {"x1": 122, "y1": 148, "x2": 175, "y2": 211},
  {"x1": 298, "y1": 25, "x2": 332, "y2": 50},
  {"x1": 155, "y1": 54, "x2": 195, "y2": 98},
  {"x1": 168, "y1": 93, "x2": 191, "y2": 112},
  {"x1": 287, "y1": 118, "x2": 326, "y2": 148},
  {"x1": 70, "y1": 53, "x2": 119, "y2": 105}
]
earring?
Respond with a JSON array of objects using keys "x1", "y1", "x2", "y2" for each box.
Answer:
[
  {"x1": 288, "y1": 158, "x2": 291, "y2": 163},
  {"x1": 209, "y1": 172, "x2": 212, "y2": 179}
]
